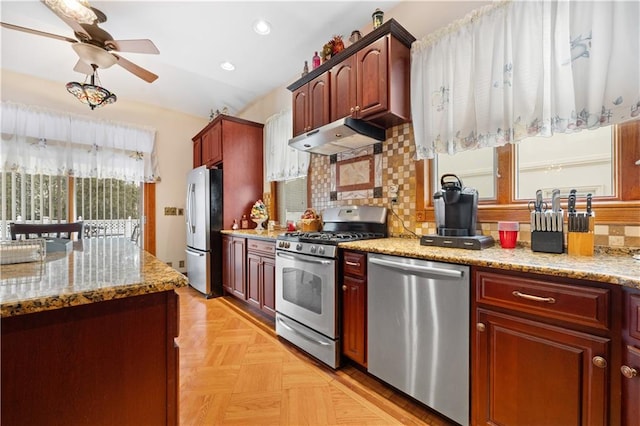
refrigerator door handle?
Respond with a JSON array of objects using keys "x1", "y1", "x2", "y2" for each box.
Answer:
[
  {"x1": 188, "y1": 183, "x2": 196, "y2": 233},
  {"x1": 185, "y1": 248, "x2": 205, "y2": 257},
  {"x1": 185, "y1": 183, "x2": 191, "y2": 231}
]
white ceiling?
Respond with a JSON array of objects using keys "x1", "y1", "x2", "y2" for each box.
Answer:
[{"x1": 1, "y1": 0, "x2": 407, "y2": 119}]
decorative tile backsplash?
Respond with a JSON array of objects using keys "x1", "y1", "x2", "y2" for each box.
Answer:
[{"x1": 308, "y1": 122, "x2": 639, "y2": 249}]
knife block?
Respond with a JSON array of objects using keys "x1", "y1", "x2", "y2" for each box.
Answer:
[
  {"x1": 531, "y1": 230, "x2": 564, "y2": 254},
  {"x1": 567, "y1": 216, "x2": 595, "y2": 256}
]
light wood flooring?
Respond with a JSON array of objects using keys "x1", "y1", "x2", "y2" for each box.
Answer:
[{"x1": 176, "y1": 286, "x2": 456, "y2": 425}]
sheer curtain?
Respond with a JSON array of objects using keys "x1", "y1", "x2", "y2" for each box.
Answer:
[
  {"x1": 0, "y1": 102, "x2": 159, "y2": 181},
  {"x1": 410, "y1": 0, "x2": 640, "y2": 159},
  {"x1": 265, "y1": 109, "x2": 309, "y2": 181}
]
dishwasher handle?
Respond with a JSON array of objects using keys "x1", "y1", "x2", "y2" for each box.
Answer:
[{"x1": 369, "y1": 257, "x2": 464, "y2": 279}]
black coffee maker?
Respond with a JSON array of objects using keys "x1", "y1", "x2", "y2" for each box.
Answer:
[{"x1": 433, "y1": 174, "x2": 478, "y2": 237}]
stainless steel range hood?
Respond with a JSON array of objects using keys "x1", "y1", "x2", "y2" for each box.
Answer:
[{"x1": 288, "y1": 117, "x2": 386, "y2": 155}]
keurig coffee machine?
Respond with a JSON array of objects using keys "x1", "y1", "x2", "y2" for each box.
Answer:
[{"x1": 422, "y1": 174, "x2": 494, "y2": 250}]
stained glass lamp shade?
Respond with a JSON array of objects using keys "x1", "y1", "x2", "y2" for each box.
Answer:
[{"x1": 66, "y1": 66, "x2": 117, "y2": 110}]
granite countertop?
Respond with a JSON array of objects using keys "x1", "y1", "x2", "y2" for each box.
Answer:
[
  {"x1": 0, "y1": 238, "x2": 188, "y2": 317},
  {"x1": 220, "y1": 229, "x2": 286, "y2": 241},
  {"x1": 339, "y1": 238, "x2": 640, "y2": 290}
]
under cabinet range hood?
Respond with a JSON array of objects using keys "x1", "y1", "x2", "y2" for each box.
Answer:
[{"x1": 288, "y1": 117, "x2": 386, "y2": 155}]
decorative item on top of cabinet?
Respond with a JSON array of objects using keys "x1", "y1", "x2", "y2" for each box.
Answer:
[
  {"x1": 472, "y1": 267, "x2": 622, "y2": 426},
  {"x1": 288, "y1": 19, "x2": 415, "y2": 136},
  {"x1": 341, "y1": 250, "x2": 367, "y2": 367},
  {"x1": 622, "y1": 289, "x2": 640, "y2": 425}
]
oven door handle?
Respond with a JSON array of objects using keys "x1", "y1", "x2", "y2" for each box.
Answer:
[
  {"x1": 276, "y1": 252, "x2": 332, "y2": 265},
  {"x1": 277, "y1": 317, "x2": 331, "y2": 346}
]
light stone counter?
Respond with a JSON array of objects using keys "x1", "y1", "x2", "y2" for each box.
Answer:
[
  {"x1": 0, "y1": 237, "x2": 187, "y2": 317},
  {"x1": 339, "y1": 237, "x2": 640, "y2": 289},
  {"x1": 220, "y1": 229, "x2": 287, "y2": 241}
]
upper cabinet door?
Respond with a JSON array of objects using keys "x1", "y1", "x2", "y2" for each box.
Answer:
[
  {"x1": 357, "y1": 36, "x2": 388, "y2": 119},
  {"x1": 201, "y1": 121, "x2": 222, "y2": 167},
  {"x1": 331, "y1": 55, "x2": 357, "y2": 122},
  {"x1": 292, "y1": 85, "x2": 308, "y2": 137},
  {"x1": 308, "y1": 73, "x2": 331, "y2": 131}
]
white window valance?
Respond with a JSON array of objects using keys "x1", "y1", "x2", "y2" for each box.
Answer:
[
  {"x1": 265, "y1": 109, "x2": 310, "y2": 182},
  {"x1": 0, "y1": 102, "x2": 159, "y2": 182},
  {"x1": 410, "y1": 0, "x2": 640, "y2": 160}
]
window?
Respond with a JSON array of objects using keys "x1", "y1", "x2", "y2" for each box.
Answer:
[
  {"x1": 276, "y1": 177, "x2": 308, "y2": 226},
  {"x1": 1, "y1": 172, "x2": 142, "y2": 241},
  {"x1": 416, "y1": 120, "x2": 640, "y2": 225}
]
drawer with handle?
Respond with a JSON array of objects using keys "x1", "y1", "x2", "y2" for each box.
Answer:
[
  {"x1": 475, "y1": 269, "x2": 611, "y2": 331},
  {"x1": 343, "y1": 251, "x2": 366, "y2": 277},
  {"x1": 247, "y1": 239, "x2": 275, "y2": 256}
]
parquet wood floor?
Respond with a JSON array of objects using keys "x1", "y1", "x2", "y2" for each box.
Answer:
[{"x1": 176, "y1": 286, "x2": 456, "y2": 425}]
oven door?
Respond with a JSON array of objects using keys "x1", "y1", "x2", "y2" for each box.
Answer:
[{"x1": 275, "y1": 250, "x2": 337, "y2": 339}]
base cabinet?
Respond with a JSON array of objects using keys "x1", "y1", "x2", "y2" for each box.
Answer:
[
  {"x1": 623, "y1": 290, "x2": 640, "y2": 426},
  {"x1": 472, "y1": 267, "x2": 619, "y2": 426},
  {"x1": 341, "y1": 250, "x2": 367, "y2": 367},
  {"x1": 247, "y1": 239, "x2": 276, "y2": 318},
  {"x1": 222, "y1": 235, "x2": 246, "y2": 299}
]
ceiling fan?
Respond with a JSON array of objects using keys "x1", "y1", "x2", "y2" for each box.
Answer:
[{"x1": 0, "y1": 0, "x2": 159, "y2": 83}]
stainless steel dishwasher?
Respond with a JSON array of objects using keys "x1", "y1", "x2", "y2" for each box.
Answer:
[{"x1": 368, "y1": 253, "x2": 469, "y2": 426}]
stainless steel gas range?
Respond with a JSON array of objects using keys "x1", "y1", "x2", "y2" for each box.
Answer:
[{"x1": 274, "y1": 205, "x2": 387, "y2": 369}]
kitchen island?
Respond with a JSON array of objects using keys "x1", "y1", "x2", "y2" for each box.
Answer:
[{"x1": 1, "y1": 238, "x2": 187, "y2": 426}]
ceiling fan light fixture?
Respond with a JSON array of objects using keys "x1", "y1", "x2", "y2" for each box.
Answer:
[
  {"x1": 72, "y1": 43, "x2": 117, "y2": 69},
  {"x1": 43, "y1": 0, "x2": 97, "y2": 25},
  {"x1": 66, "y1": 66, "x2": 116, "y2": 110}
]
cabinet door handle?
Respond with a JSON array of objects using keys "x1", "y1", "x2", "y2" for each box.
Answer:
[
  {"x1": 621, "y1": 365, "x2": 638, "y2": 379},
  {"x1": 345, "y1": 261, "x2": 360, "y2": 267},
  {"x1": 342, "y1": 285, "x2": 348, "y2": 291},
  {"x1": 512, "y1": 290, "x2": 556, "y2": 304},
  {"x1": 592, "y1": 356, "x2": 607, "y2": 369},
  {"x1": 476, "y1": 323, "x2": 486, "y2": 332},
  {"x1": 350, "y1": 107, "x2": 355, "y2": 113},
  {"x1": 355, "y1": 105, "x2": 361, "y2": 111}
]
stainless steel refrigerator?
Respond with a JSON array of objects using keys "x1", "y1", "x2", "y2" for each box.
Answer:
[{"x1": 185, "y1": 165, "x2": 223, "y2": 298}]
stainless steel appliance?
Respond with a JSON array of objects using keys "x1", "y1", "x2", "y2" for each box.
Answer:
[
  {"x1": 275, "y1": 205, "x2": 387, "y2": 369},
  {"x1": 368, "y1": 253, "x2": 470, "y2": 425},
  {"x1": 185, "y1": 165, "x2": 223, "y2": 298}
]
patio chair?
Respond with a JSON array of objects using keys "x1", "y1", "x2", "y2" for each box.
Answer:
[{"x1": 9, "y1": 222, "x2": 85, "y2": 240}]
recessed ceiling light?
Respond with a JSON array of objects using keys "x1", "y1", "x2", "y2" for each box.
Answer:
[
  {"x1": 253, "y1": 19, "x2": 271, "y2": 35},
  {"x1": 220, "y1": 61, "x2": 235, "y2": 71}
]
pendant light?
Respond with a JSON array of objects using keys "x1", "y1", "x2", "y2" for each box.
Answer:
[{"x1": 66, "y1": 65, "x2": 117, "y2": 110}]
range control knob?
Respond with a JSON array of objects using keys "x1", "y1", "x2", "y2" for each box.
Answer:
[
  {"x1": 278, "y1": 241, "x2": 284, "y2": 248},
  {"x1": 296, "y1": 243, "x2": 303, "y2": 251},
  {"x1": 318, "y1": 247, "x2": 325, "y2": 255},
  {"x1": 310, "y1": 246, "x2": 317, "y2": 253},
  {"x1": 284, "y1": 242, "x2": 290, "y2": 248}
]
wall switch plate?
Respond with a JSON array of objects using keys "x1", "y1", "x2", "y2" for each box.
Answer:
[
  {"x1": 177, "y1": 208, "x2": 184, "y2": 216},
  {"x1": 167, "y1": 261, "x2": 173, "y2": 267},
  {"x1": 179, "y1": 260, "x2": 185, "y2": 268},
  {"x1": 164, "y1": 207, "x2": 177, "y2": 215}
]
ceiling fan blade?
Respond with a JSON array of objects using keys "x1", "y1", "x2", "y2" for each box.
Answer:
[
  {"x1": 40, "y1": 0, "x2": 91, "y2": 39},
  {"x1": 0, "y1": 21, "x2": 76, "y2": 43},
  {"x1": 113, "y1": 54, "x2": 158, "y2": 83},
  {"x1": 107, "y1": 39, "x2": 159, "y2": 54},
  {"x1": 73, "y1": 59, "x2": 94, "y2": 75}
]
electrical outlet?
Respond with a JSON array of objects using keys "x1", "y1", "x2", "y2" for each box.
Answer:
[
  {"x1": 388, "y1": 184, "x2": 399, "y2": 197},
  {"x1": 164, "y1": 207, "x2": 177, "y2": 216},
  {"x1": 167, "y1": 261, "x2": 173, "y2": 267},
  {"x1": 179, "y1": 260, "x2": 185, "y2": 268}
]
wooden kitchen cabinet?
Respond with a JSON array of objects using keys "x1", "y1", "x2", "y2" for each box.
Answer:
[
  {"x1": 222, "y1": 235, "x2": 246, "y2": 299},
  {"x1": 192, "y1": 137, "x2": 202, "y2": 168},
  {"x1": 288, "y1": 19, "x2": 415, "y2": 135},
  {"x1": 292, "y1": 73, "x2": 330, "y2": 137},
  {"x1": 622, "y1": 289, "x2": 640, "y2": 426},
  {"x1": 192, "y1": 115, "x2": 263, "y2": 228},
  {"x1": 246, "y1": 238, "x2": 276, "y2": 318},
  {"x1": 472, "y1": 268, "x2": 621, "y2": 426},
  {"x1": 331, "y1": 35, "x2": 411, "y2": 127},
  {"x1": 341, "y1": 250, "x2": 367, "y2": 367}
]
